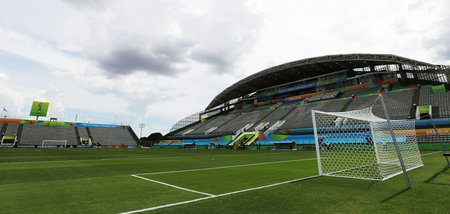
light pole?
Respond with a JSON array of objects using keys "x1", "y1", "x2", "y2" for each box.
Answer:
[{"x1": 139, "y1": 123, "x2": 145, "y2": 138}]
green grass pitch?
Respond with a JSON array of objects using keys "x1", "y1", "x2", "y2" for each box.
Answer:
[{"x1": 0, "y1": 148, "x2": 448, "y2": 213}]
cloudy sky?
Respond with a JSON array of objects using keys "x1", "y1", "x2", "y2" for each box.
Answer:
[{"x1": 0, "y1": 0, "x2": 449, "y2": 136}]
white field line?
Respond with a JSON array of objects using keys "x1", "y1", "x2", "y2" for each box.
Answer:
[
  {"x1": 0, "y1": 156, "x2": 175, "y2": 165},
  {"x1": 421, "y1": 151, "x2": 442, "y2": 157},
  {"x1": 120, "y1": 175, "x2": 319, "y2": 214},
  {"x1": 1, "y1": 150, "x2": 437, "y2": 166},
  {"x1": 131, "y1": 175, "x2": 215, "y2": 197},
  {"x1": 120, "y1": 196, "x2": 212, "y2": 214},
  {"x1": 137, "y1": 158, "x2": 317, "y2": 176},
  {"x1": 0, "y1": 151, "x2": 294, "y2": 165},
  {"x1": 122, "y1": 151, "x2": 441, "y2": 213}
]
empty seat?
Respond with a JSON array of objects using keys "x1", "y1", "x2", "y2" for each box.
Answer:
[
  {"x1": 90, "y1": 127, "x2": 136, "y2": 146},
  {"x1": 419, "y1": 87, "x2": 450, "y2": 118},
  {"x1": 21, "y1": 125, "x2": 78, "y2": 145},
  {"x1": 372, "y1": 90, "x2": 414, "y2": 120}
]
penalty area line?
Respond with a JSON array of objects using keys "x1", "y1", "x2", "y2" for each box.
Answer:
[
  {"x1": 121, "y1": 175, "x2": 319, "y2": 214},
  {"x1": 131, "y1": 175, "x2": 215, "y2": 197},
  {"x1": 136, "y1": 158, "x2": 317, "y2": 176}
]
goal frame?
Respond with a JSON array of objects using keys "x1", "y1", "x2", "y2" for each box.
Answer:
[
  {"x1": 42, "y1": 140, "x2": 68, "y2": 147},
  {"x1": 311, "y1": 99, "x2": 423, "y2": 187}
]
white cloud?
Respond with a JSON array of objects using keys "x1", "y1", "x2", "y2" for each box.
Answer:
[{"x1": 0, "y1": 71, "x2": 7, "y2": 80}]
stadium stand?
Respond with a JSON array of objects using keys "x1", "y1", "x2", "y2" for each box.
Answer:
[
  {"x1": 189, "y1": 115, "x2": 238, "y2": 135},
  {"x1": 339, "y1": 87, "x2": 380, "y2": 98},
  {"x1": 21, "y1": 125, "x2": 77, "y2": 146},
  {"x1": 279, "y1": 100, "x2": 300, "y2": 107},
  {"x1": 0, "y1": 118, "x2": 139, "y2": 147},
  {"x1": 279, "y1": 100, "x2": 349, "y2": 129},
  {"x1": 419, "y1": 87, "x2": 450, "y2": 118},
  {"x1": 5, "y1": 123, "x2": 19, "y2": 136},
  {"x1": 77, "y1": 126, "x2": 89, "y2": 138},
  {"x1": 372, "y1": 90, "x2": 414, "y2": 119},
  {"x1": 391, "y1": 83, "x2": 418, "y2": 90},
  {"x1": 89, "y1": 127, "x2": 137, "y2": 146},
  {"x1": 171, "y1": 122, "x2": 203, "y2": 136},
  {"x1": 212, "y1": 106, "x2": 272, "y2": 134},
  {"x1": 163, "y1": 53, "x2": 450, "y2": 150},
  {"x1": 308, "y1": 91, "x2": 339, "y2": 102},
  {"x1": 256, "y1": 108, "x2": 295, "y2": 131},
  {"x1": 345, "y1": 95, "x2": 378, "y2": 111}
]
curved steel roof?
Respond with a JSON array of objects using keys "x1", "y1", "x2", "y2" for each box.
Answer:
[{"x1": 206, "y1": 53, "x2": 433, "y2": 109}]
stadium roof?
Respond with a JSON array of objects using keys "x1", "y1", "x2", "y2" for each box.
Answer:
[{"x1": 206, "y1": 53, "x2": 434, "y2": 110}]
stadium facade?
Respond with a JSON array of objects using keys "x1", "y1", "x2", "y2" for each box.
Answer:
[{"x1": 161, "y1": 53, "x2": 450, "y2": 150}]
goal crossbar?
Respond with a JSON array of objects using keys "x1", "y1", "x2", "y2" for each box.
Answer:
[
  {"x1": 42, "y1": 140, "x2": 68, "y2": 147},
  {"x1": 312, "y1": 107, "x2": 423, "y2": 182}
]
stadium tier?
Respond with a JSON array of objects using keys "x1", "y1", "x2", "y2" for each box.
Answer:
[
  {"x1": 0, "y1": 119, "x2": 139, "y2": 148},
  {"x1": 161, "y1": 54, "x2": 450, "y2": 150},
  {"x1": 90, "y1": 127, "x2": 137, "y2": 146},
  {"x1": 21, "y1": 125, "x2": 78, "y2": 146},
  {"x1": 419, "y1": 86, "x2": 450, "y2": 118}
]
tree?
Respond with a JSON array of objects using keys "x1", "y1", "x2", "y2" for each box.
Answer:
[{"x1": 140, "y1": 132, "x2": 163, "y2": 147}]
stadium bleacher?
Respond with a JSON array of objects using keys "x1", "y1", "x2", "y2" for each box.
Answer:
[
  {"x1": 21, "y1": 125, "x2": 78, "y2": 146},
  {"x1": 280, "y1": 99, "x2": 349, "y2": 130},
  {"x1": 0, "y1": 118, "x2": 139, "y2": 147},
  {"x1": 419, "y1": 87, "x2": 450, "y2": 118},
  {"x1": 279, "y1": 100, "x2": 300, "y2": 107},
  {"x1": 170, "y1": 85, "x2": 443, "y2": 138},
  {"x1": 212, "y1": 106, "x2": 272, "y2": 134},
  {"x1": 171, "y1": 122, "x2": 203, "y2": 136},
  {"x1": 308, "y1": 91, "x2": 339, "y2": 102},
  {"x1": 391, "y1": 83, "x2": 418, "y2": 90},
  {"x1": 90, "y1": 127, "x2": 136, "y2": 146},
  {"x1": 256, "y1": 108, "x2": 294, "y2": 131},
  {"x1": 339, "y1": 87, "x2": 380, "y2": 98},
  {"x1": 345, "y1": 95, "x2": 378, "y2": 111},
  {"x1": 189, "y1": 115, "x2": 238, "y2": 135},
  {"x1": 163, "y1": 54, "x2": 450, "y2": 150},
  {"x1": 77, "y1": 126, "x2": 89, "y2": 138},
  {"x1": 372, "y1": 90, "x2": 414, "y2": 119},
  {"x1": 4, "y1": 123, "x2": 19, "y2": 136}
]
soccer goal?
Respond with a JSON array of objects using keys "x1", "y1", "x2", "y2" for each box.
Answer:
[
  {"x1": 312, "y1": 107, "x2": 423, "y2": 181},
  {"x1": 183, "y1": 143, "x2": 196, "y2": 149},
  {"x1": 42, "y1": 140, "x2": 68, "y2": 148}
]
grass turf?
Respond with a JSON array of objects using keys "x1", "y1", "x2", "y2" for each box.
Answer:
[{"x1": 0, "y1": 148, "x2": 448, "y2": 213}]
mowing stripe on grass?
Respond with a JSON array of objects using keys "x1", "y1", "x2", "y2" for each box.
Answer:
[
  {"x1": 123, "y1": 151, "x2": 441, "y2": 213},
  {"x1": 121, "y1": 175, "x2": 319, "y2": 214},
  {"x1": 131, "y1": 175, "x2": 216, "y2": 197},
  {"x1": 0, "y1": 151, "x2": 293, "y2": 165},
  {"x1": 132, "y1": 151, "x2": 439, "y2": 176},
  {"x1": 137, "y1": 158, "x2": 317, "y2": 176}
]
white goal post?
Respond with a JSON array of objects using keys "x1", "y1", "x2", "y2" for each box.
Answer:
[
  {"x1": 312, "y1": 107, "x2": 423, "y2": 181},
  {"x1": 42, "y1": 140, "x2": 68, "y2": 147}
]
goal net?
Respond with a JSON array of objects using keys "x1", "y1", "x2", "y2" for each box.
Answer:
[
  {"x1": 312, "y1": 107, "x2": 423, "y2": 181},
  {"x1": 42, "y1": 140, "x2": 68, "y2": 147}
]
